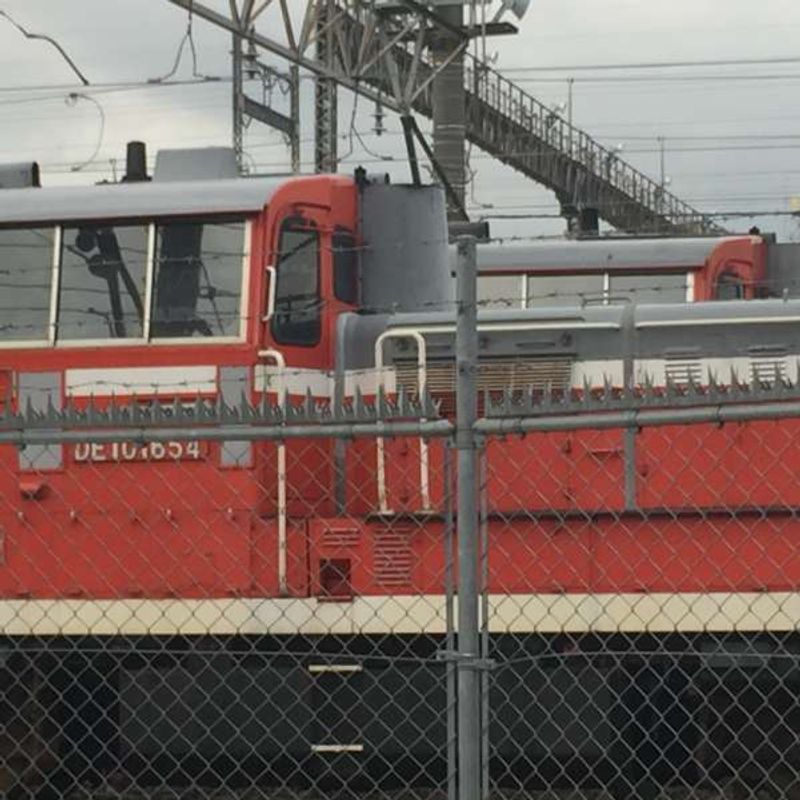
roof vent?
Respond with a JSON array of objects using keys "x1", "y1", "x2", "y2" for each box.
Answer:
[
  {"x1": 122, "y1": 141, "x2": 149, "y2": 183},
  {"x1": 153, "y1": 147, "x2": 238, "y2": 182},
  {"x1": 0, "y1": 162, "x2": 40, "y2": 189}
]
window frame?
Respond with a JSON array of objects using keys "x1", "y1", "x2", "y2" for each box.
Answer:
[
  {"x1": 0, "y1": 225, "x2": 59, "y2": 350},
  {"x1": 0, "y1": 217, "x2": 251, "y2": 349},
  {"x1": 476, "y1": 269, "x2": 694, "y2": 309},
  {"x1": 147, "y1": 217, "x2": 250, "y2": 344},
  {"x1": 55, "y1": 222, "x2": 152, "y2": 346},
  {"x1": 269, "y1": 215, "x2": 322, "y2": 348}
]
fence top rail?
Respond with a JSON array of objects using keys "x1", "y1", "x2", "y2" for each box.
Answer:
[{"x1": 477, "y1": 397, "x2": 800, "y2": 436}]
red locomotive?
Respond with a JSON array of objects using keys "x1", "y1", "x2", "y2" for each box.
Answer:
[{"x1": 1, "y1": 148, "x2": 798, "y2": 797}]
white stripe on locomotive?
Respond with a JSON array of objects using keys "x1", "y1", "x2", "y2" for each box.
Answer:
[{"x1": 2, "y1": 591, "x2": 799, "y2": 636}]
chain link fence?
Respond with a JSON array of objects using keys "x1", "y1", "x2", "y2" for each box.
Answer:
[
  {"x1": 4, "y1": 380, "x2": 800, "y2": 800},
  {"x1": 0, "y1": 393, "x2": 456, "y2": 800},
  {"x1": 479, "y1": 409, "x2": 800, "y2": 800},
  {"x1": 6, "y1": 219, "x2": 800, "y2": 800}
]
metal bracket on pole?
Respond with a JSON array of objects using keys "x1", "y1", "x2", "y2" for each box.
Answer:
[
  {"x1": 436, "y1": 650, "x2": 496, "y2": 672},
  {"x1": 232, "y1": 21, "x2": 301, "y2": 173}
]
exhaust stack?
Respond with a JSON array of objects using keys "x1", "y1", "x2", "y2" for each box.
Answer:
[{"x1": 123, "y1": 141, "x2": 149, "y2": 182}]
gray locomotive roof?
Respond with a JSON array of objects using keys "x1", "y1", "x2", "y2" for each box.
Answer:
[
  {"x1": 0, "y1": 177, "x2": 282, "y2": 224},
  {"x1": 476, "y1": 237, "x2": 746, "y2": 273},
  {"x1": 386, "y1": 299, "x2": 800, "y2": 330}
]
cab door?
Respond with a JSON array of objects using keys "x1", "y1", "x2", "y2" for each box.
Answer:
[{"x1": 256, "y1": 208, "x2": 336, "y2": 597}]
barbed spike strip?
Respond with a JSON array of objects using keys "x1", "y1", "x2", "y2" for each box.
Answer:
[
  {"x1": 485, "y1": 370, "x2": 800, "y2": 418},
  {"x1": 0, "y1": 387, "x2": 441, "y2": 432}
]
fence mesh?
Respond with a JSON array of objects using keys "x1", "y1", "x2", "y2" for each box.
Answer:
[
  {"x1": 4, "y1": 397, "x2": 800, "y2": 799},
  {"x1": 482, "y1": 417, "x2": 800, "y2": 800}
]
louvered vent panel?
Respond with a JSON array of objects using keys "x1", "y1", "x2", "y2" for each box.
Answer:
[
  {"x1": 395, "y1": 357, "x2": 573, "y2": 395},
  {"x1": 374, "y1": 527, "x2": 414, "y2": 588},
  {"x1": 665, "y1": 359, "x2": 703, "y2": 385},
  {"x1": 751, "y1": 357, "x2": 787, "y2": 385},
  {"x1": 748, "y1": 344, "x2": 788, "y2": 386},
  {"x1": 323, "y1": 527, "x2": 360, "y2": 548}
]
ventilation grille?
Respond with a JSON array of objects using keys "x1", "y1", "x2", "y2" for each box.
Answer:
[
  {"x1": 665, "y1": 358, "x2": 703, "y2": 385},
  {"x1": 374, "y1": 527, "x2": 414, "y2": 588},
  {"x1": 751, "y1": 357, "x2": 787, "y2": 385},
  {"x1": 395, "y1": 357, "x2": 573, "y2": 395},
  {"x1": 323, "y1": 527, "x2": 360, "y2": 548}
]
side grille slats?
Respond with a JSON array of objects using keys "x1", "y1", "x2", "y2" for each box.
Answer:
[
  {"x1": 665, "y1": 359, "x2": 703, "y2": 385},
  {"x1": 374, "y1": 528, "x2": 413, "y2": 587},
  {"x1": 323, "y1": 529, "x2": 360, "y2": 548},
  {"x1": 395, "y1": 357, "x2": 573, "y2": 394}
]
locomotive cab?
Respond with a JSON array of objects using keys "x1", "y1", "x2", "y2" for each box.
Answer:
[{"x1": 0, "y1": 169, "x2": 364, "y2": 603}]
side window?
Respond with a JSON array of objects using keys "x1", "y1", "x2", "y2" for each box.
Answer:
[
  {"x1": 333, "y1": 228, "x2": 358, "y2": 305},
  {"x1": 478, "y1": 275, "x2": 523, "y2": 309},
  {"x1": 529, "y1": 274, "x2": 603, "y2": 306},
  {"x1": 271, "y1": 217, "x2": 320, "y2": 346},
  {"x1": 0, "y1": 228, "x2": 53, "y2": 341},
  {"x1": 151, "y1": 219, "x2": 245, "y2": 338},
  {"x1": 715, "y1": 271, "x2": 744, "y2": 301},
  {"x1": 59, "y1": 225, "x2": 147, "y2": 340},
  {"x1": 609, "y1": 272, "x2": 687, "y2": 304}
]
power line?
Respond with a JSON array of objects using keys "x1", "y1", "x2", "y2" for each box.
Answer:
[
  {"x1": 0, "y1": 9, "x2": 89, "y2": 85},
  {"x1": 0, "y1": 77, "x2": 226, "y2": 96},
  {"x1": 516, "y1": 73, "x2": 800, "y2": 85},
  {"x1": 501, "y1": 56, "x2": 800, "y2": 73},
  {"x1": 598, "y1": 133, "x2": 800, "y2": 142}
]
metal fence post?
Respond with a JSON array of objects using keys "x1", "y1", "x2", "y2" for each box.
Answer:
[{"x1": 455, "y1": 235, "x2": 481, "y2": 800}]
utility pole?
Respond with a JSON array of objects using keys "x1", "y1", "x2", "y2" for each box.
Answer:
[
  {"x1": 232, "y1": 30, "x2": 244, "y2": 173},
  {"x1": 290, "y1": 64, "x2": 300, "y2": 174},
  {"x1": 432, "y1": 4, "x2": 466, "y2": 220},
  {"x1": 455, "y1": 235, "x2": 481, "y2": 800},
  {"x1": 315, "y1": 0, "x2": 338, "y2": 173}
]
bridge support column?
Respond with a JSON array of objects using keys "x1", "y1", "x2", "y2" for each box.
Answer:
[{"x1": 559, "y1": 196, "x2": 599, "y2": 237}]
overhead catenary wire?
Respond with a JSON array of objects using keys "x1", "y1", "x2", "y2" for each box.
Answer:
[
  {"x1": 515, "y1": 73, "x2": 800, "y2": 85},
  {"x1": 64, "y1": 93, "x2": 106, "y2": 173},
  {"x1": 501, "y1": 55, "x2": 800, "y2": 73},
  {"x1": 0, "y1": 9, "x2": 89, "y2": 85}
]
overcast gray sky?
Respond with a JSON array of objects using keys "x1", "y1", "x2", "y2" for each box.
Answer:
[{"x1": 0, "y1": 0, "x2": 798, "y2": 239}]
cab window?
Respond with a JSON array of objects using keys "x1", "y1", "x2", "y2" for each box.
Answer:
[
  {"x1": 58, "y1": 225, "x2": 147, "y2": 340},
  {"x1": 271, "y1": 217, "x2": 320, "y2": 346},
  {"x1": 715, "y1": 271, "x2": 744, "y2": 301},
  {"x1": 0, "y1": 227, "x2": 53, "y2": 341},
  {"x1": 333, "y1": 228, "x2": 358, "y2": 305},
  {"x1": 151, "y1": 219, "x2": 245, "y2": 338}
]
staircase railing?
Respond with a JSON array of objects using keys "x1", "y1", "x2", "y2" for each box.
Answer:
[{"x1": 464, "y1": 57, "x2": 721, "y2": 233}]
